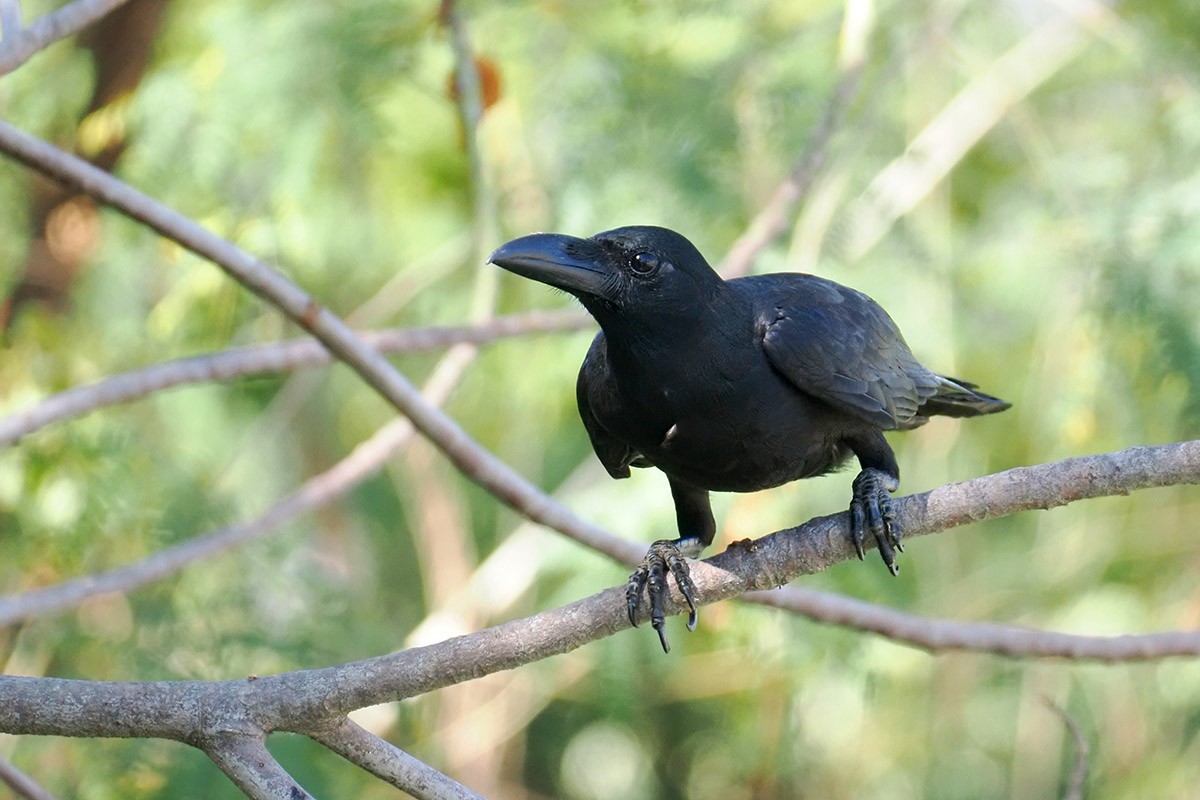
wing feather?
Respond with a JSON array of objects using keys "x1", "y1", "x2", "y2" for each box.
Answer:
[{"x1": 753, "y1": 274, "x2": 940, "y2": 430}]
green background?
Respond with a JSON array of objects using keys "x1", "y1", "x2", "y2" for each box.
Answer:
[{"x1": 2, "y1": 1, "x2": 1199, "y2": 797}]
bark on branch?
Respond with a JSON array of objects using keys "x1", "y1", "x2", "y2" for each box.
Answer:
[
  {"x1": 0, "y1": 0, "x2": 135, "y2": 75},
  {"x1": 310, "y1": 719, "x2": 484, "y2": 800},
  {"x1": 0, "y1": 117, "x2": 633, "y2": 566},
  {"x1": 1, "y1": 439, "x2": 1197, "y2": 744},
  {"x1": 0, "y1": 311, "x2": 589, "y2": 447}
]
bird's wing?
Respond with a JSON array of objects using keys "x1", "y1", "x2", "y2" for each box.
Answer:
[
  {"x1": 755, "y1": 274, "x2": 941, "y2": 430},
  {"x1": 576, "y1": 333, "x2": 640, "y2": 479}
]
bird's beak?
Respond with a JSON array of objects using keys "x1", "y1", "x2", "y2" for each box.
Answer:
[{"x1": 488, "y1": 233, "x2": 613, "y2": 299}]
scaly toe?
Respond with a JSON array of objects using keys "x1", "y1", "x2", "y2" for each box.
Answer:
[{"x1": 625, "y1": 540, "x2": 701, "y2": 652}]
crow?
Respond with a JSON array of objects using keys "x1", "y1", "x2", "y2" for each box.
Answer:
[{"x1": 490, "y1": 226, "x2": 1009, "y2": 651}]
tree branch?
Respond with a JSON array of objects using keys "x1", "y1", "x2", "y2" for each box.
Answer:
[
  {"x1": 0, "y1": 310, "x2": 589, "y2": 447},
  {"x1": 0, "y1": 331, "x2": 516, "y2": 628},
  {"x1": 0, "y1": 755, "x2": 60, "y2": 800},
  {"x1": 2, "y1": 440, "x2": 1197, "y2": 743},
  {"x1": 747, "y1": 585, "x2": 1200, "y2": 661},
  {"x1": 203, "y1": 734, "x2": 313, "y2": 800},
  {"x1": 0, "y1": 0, "x2": 134, "y2": 76},
  {"x1": 0, "y1": 117, "x2": 633, "y2": 565},
  {"x1": 311, "y1": 719, "x2": 484, "y2": 800},
  {"x1": 1043, "y1": 698, "x2": 1089, "y2": 800},
  {"x1": 0, "y1": 417, "x2": 413, "y2": 627},
  {"x1": 0, "y1": 1, "x2": 22, "y2": 49}
]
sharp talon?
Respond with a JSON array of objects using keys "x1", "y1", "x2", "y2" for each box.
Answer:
[
  {"x1": 626, "y1": 539, "x2": 702, "y2": 651},
  {"x1": 850, "y1": 500, "x2": 866, "y2": 559},
  {"x1": 876, "y1": 538, "x2": 895, "y2": 573},
  {"x1": 625, "y1": 567, "x2": 649, "y2": 627},
  {"x1": 850, "y1": 468, "x2": 903, "y2": 574},
  {"x1": 665, "y1": 550, "x2": 699, "y2": 631}
]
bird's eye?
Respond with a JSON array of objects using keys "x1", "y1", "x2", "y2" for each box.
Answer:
[{"x1": 630, "y1": 252, "x2": 662, "y2": 275}]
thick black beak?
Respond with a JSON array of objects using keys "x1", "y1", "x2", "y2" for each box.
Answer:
[{"x1": 488, "y1": 233, "x2": 613, "y2": 299}]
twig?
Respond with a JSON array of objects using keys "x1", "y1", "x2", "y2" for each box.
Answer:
[
  {"x1": 0, "y1": 0, "x2": 134, "y2": 75},
  {"x1": 203, "y1": 734, "x2": 314, "y2": 800},
  {"x1": 0, "y1": 344, "x2": 496, "y2": 627},
  {"x1": 0, "y1": 755, "x2": 60, "y2": 800},
  {"x1": 2, "y1": 440, "x2": 1198, "y2": 743},
  {"x1": 0, "y1": 310, "x2": 589, "y2": 447},
  {"x1": 312, "y1": 719, "x2": 484, "y2": 800},
  {"x1": 0, "y1": 117, "x2": 633, "y2": 565},
  {"x1": 0, "y1": 419, "x2": 407, "y2": 627},
  {"x1": 747, "y1": 585, "x2": 1200, "y2": 661},
  {"x1": 0, "y1": 1, "x2": 22, "y2": 47},
  {"x1": 1042, "y1": 698, "x2": 1089, "y2": 800},
  {"x1": 716, "y1": 0, "x2": 870, "y2": 278}
]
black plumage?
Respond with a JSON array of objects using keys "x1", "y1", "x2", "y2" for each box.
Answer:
[{"x1": 490, "y1": 225, "x2": 1009, "y2": 651}]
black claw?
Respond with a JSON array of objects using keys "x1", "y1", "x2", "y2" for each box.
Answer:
[
  {"x1": 876, "y1": 536, "x2": 896, "y2": 574},
  {"x1": 626, "y1": 567, "x2": 649, "y2": 627},
  {"x1": 664, "y1": 549, "x2": 699, "y2": 631},
  {"x1": 850, "y1": 468, "x2": 902, "y2": 574},
  {"x1": 647, "y1": 555, "x2": 668, "y2": 652},
  {"x1": 626, "y1": 540, "x2": 701, "y2": 652},
  {"x1": 850, "y1": 500, "x2": 867, "y2": 560},
  {"x1": 883, "y1": 497, "x2": 903, "y2": 553}
]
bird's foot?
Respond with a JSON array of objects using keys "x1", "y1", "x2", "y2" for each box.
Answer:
[
  {"x1": 626, "y1": 539, "x2": 700, "y2": 653},
  {"x1": 850, "y1": 468, "x2": 902, "y2": 575}
]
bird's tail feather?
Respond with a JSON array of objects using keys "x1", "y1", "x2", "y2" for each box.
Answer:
[{"x1": 919, "y1": 375, "x2": 1011, "y2": 418}]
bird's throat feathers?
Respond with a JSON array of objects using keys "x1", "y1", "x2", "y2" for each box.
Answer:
[
  {"x1": 591, "y1": 291, "x2": 753, "y2": 392},
  {"x1": 586, "y1": 281, "x2": 739, "y2": 362}
]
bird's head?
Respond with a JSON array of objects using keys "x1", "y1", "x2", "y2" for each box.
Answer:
[{"x1": 488, "y1": 226, "x2": 725, "y2": 328}]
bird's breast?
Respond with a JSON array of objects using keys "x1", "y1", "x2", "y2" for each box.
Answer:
[{"x1": 593, "y1": 353, "x2": 852, "y2": 492}]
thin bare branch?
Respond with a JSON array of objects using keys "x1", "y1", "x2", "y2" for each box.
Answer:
[
  {"x1": 0, "y1": 337, "x2": 497, "y2": 628},
  {"x1": 0, "y1": 0, "x2": 133, "y2": 75},
  {"x1": 15, "y1": 106, "x2": 1175, "y2": 674},
  {"x1": 716, "y1": 0, "x2": 870, "y2": 278},
  {"x1": 0, "y1": 418, "x2": 409, "y2": 627},
  {"x1": 0, "y1": 755, "x2": 60, "y2": 800},
  {"x1": 745, "y1": 585, "x2": 1200, "y2": 661},
  {"x1": 1043, "y1": 698, "x2": 1089, "y2": 800},
  {"x1": 0, "y1": 311, "x2": 589, "y2": 447},
  {"x1": 312, "y1": 719, "x2": 484, "y2": 800},
  {"x1": 0, "y1": 117, "x2": 633, "y2": 565},
  {"x1": 0, "y1": 1, "x2": 22, "y2": 47},
  {"x1": 2, "y1": 440, "x2": 1197, "y2": 744},
  {"x1": 203, "y1": 734, "x2": 314, "y2": 800}
]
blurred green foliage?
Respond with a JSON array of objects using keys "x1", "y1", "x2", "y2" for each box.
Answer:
[{"x1": 2, "y1": 0, "x2": 1200, "y2": 798}]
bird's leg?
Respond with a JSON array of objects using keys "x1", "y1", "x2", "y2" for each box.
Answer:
[
  {"x1": 845, "y1": 432, "x2": 903, "y2": 575},
  {"x1": 626, "y1": 480, "x2": 715, "y2": 653}
]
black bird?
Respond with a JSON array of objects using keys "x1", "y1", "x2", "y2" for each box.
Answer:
[{"x1": 490, "y1": 226, "x2": 1009, "y2": 651}]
